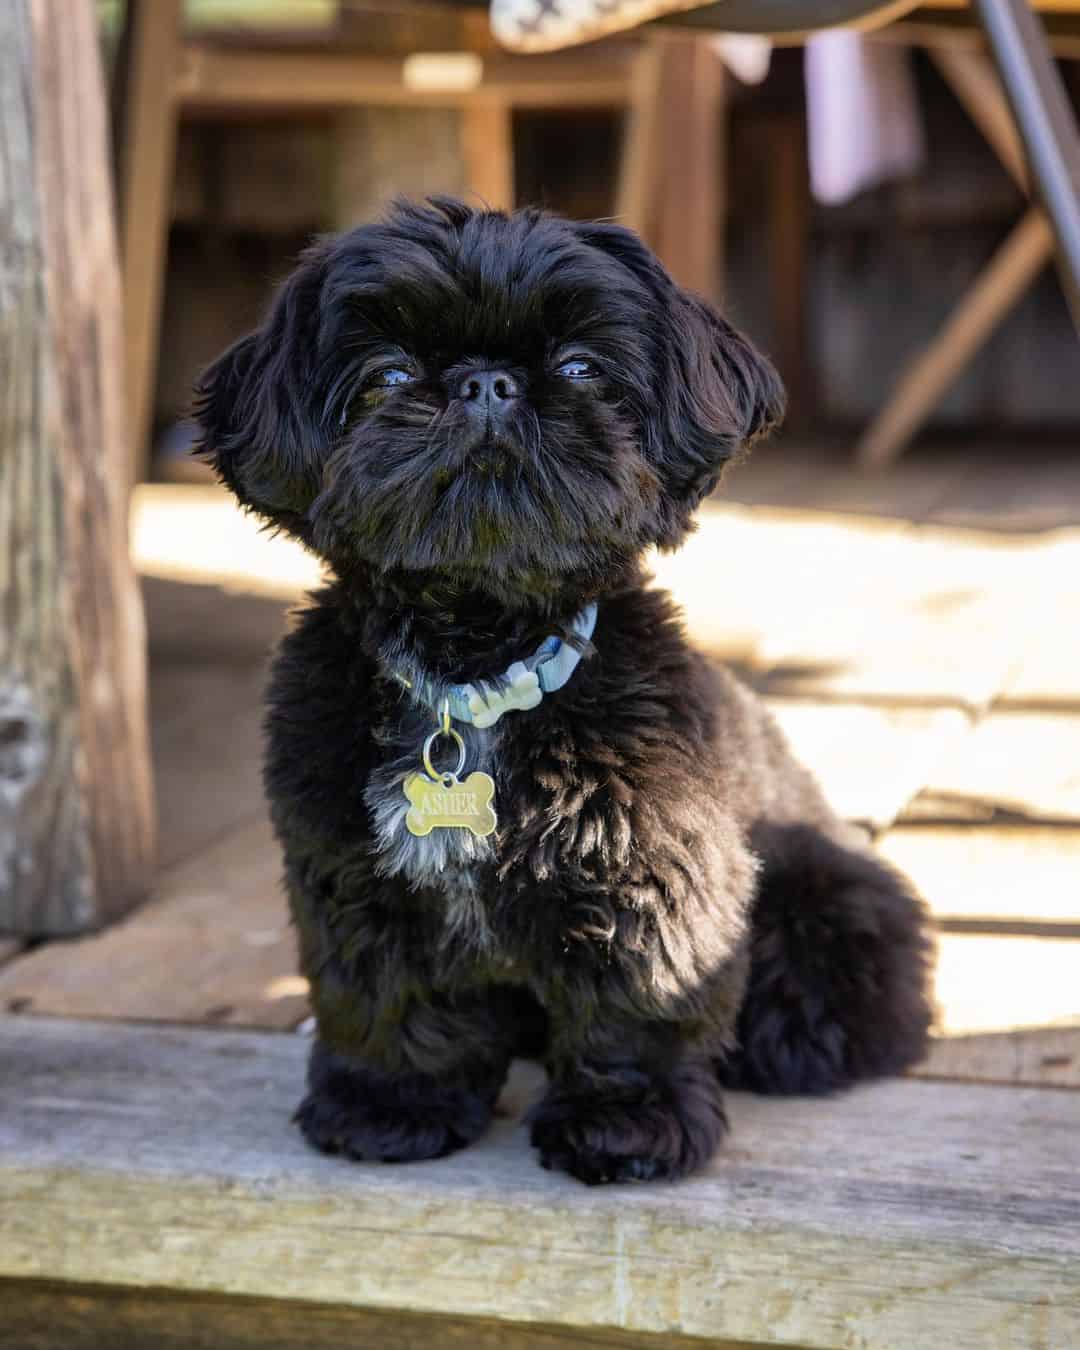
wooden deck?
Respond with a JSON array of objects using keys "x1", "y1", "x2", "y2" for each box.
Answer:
[{"x1": 2, "y1": 438, "x2": 1079, "y2": 1346}]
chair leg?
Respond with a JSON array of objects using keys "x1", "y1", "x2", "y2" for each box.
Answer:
[
  {"x1": 462, "y1": 98, "x2": 515, "y2": 213},
  {"x1": 616, "y1": 37, "x2": 665, "y2": 240},
  {"x1": 855, "y1": 208, "x2": 1053, "y2": 470},
  {"x1": 973, "y1": 0, "x2": 1080, "y2": 328},
  {"x1": 857, "y1": 36, "x2": 1069, "y2": 470},
  {"x1": 114, "y1": 0, "x2": 184, "y2": 483},
  {"x1": 651, "y1": 35, "x2": 726, "y2": 302}
]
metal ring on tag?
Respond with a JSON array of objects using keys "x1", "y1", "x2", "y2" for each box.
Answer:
[{"x1": 422, "y1": 725, "x2": 466, "y2": 783}]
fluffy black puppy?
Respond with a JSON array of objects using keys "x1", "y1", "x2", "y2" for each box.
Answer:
[{"x1": 196, "y1": 198, "x2": 934, "y2": 1185}]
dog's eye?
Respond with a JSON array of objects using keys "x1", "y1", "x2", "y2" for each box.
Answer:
[
  {"x1": 369, "y1": 366, "x2": 415, "y2": 389},
  {"x1": 555, "y1": 358, "x2": 600, "y2": 381}
]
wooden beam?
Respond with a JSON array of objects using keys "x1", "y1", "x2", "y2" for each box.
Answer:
[
  {"x1": 1, "y1": 1017, "x2": 1078, "y2": 1348},
  {"x1": 0, "y1": 0, "x2": 155, "y2": 935},
  {"x1": 115, "y1": 0, "x2": 184, "y2": 481},
  {"x1": 176, "y1": 44, "x2": 632, "y2": 111}
]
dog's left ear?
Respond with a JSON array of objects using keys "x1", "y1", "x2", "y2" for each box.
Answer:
[
  {"x1": 577, "y1": 222, "x2": 785, "y2": 547},
  {"x1": 659, "y1": 291, "x2": 786, "y2": 513},
  {"x1": 193, "y1": 242, "x2": 331, "y2": 534}
]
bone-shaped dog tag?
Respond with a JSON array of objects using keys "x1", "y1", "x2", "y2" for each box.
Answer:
[{"x1": 404, "y1": 771, "x2": 498, "y2": 838}]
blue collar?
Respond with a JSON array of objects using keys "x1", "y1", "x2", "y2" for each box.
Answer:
[{"x1": 392, "y1": 602, "x2": 597, "y2": 728}]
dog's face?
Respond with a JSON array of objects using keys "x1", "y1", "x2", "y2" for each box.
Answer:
[{"x1": 196, "y1": 198, "x2": 783, "y2": 600}]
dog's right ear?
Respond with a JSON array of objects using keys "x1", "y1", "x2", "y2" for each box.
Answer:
[{"x1": 193, "y1": 244, "x2": 330, "y2": 532}]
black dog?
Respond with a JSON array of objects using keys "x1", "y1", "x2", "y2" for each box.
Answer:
[{"x1": 196, "y1": 198, "x2": 934, "y2": 1185}]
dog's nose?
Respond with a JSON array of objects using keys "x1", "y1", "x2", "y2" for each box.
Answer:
[{"x1": 458, "y1": 369, "x2": 521, "y2": 415}]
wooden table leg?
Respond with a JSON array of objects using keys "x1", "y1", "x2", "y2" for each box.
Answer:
[
  {"x1": 114, "y1": 0, "x2": 184, "y2": 483},
  {"x1": 616, "y1": 37, "x2": 666, "y2": 241},
  {"x1": 652, "y1": 34, "x2": 726, "y2": 302},
  {"x1": 462, "y1": 98, "x2": 515, "y2": 213}
]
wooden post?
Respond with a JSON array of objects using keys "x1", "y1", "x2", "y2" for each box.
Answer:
[
  {"x1": 652, "y1": 35, "x2": 725, "y2": 303},
  {"x1": 0, "y1": 0, "x2": 155, "y2": 934},
  {"x1": 461, "y1": 99, "x2": 515, "y2": 212},
  {"x1": 114, "y1": 0, "x2": 184, "y2": 481}
]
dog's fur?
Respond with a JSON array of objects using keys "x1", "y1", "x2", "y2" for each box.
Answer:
[{"x1": 195, "y1": 198, "x2": 935, "y2": 1185}]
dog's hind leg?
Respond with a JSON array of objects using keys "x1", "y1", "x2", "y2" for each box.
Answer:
[{"x1": 718, "y1": 821, "x2": 936, "y2": 1095}]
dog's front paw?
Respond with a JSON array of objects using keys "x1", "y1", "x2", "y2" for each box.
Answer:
[
  {"x1": 528, "y1": 1060, "x2": 726, "y2": 1185},
  {"x1": 295, "y1": 1070, "x2": 493, "y2": 1164}
]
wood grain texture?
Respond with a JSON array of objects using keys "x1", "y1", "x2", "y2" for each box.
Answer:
[
  {"x1": 1, "y1": 1017, "x2": 1078, "y2": 1349},
  {"x1": 0, "y1": 817, "x2": 302, "y2": 1028},
  {"x1": 0, "y1": 1281, "x2": 763, "y2": 1350},
  {"x1": 915, "y1": 1026, "x2": 1080, "y2": 1089},
  {"x1": 0, "y1": 0, "x2": 155, "y2": 935}
]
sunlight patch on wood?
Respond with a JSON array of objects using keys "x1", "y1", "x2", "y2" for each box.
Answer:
[
  {"x1": 934, "y1": 933, "x2": 1080, "y2": 1035},
  {"x1": 131, "y1": 484, "x2": 324, "y2": 599}
]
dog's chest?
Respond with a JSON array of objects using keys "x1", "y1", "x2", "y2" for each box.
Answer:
[{"x1": 364, "y1": 713, "x2": 499, "y2": 895}]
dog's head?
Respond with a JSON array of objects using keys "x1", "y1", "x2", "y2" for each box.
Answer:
[{"x1": 195, "y1": 198, "x2": 783, "y2": 598}]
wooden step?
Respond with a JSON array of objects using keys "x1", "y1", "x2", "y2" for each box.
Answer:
[{"x1": 1, "y1": 1017, "x2": 1078, "y2": 1349}]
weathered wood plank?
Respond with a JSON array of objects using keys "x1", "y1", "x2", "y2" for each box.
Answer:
[
  {"x1": 915, "y1": 1026, "x2": 1080, "y2": 1089},
  {"x1": 0, "y1": 0, "x2": 155, "y2": 935},
  {"x1": 906, "y1": 712, "x2": 1080, "y2": 822},
  {"x1": 935, "y1": 932, "x2": 1080, "y2": 1034},
  {"x1": 1, "y1": 1018, "x2": 1077, "y2": 1349},
  {"x1": 0, "y1": 1282, "x2": 751, "y2": 1350},
  {"x1": 149, "y1": 662, "x2": 267, "y2": 870},
  {"x1": 0, "y1": 940, "x2": 23, "y2": 969},
  {"x1": 650, "y1": 504, "x2": 914, "y2": 675},
  {"x1": 142, "y1": 577, "x2": 290, "y2": 666},
  {"x1": 880, "y1": 826, "x2": 1080, "y2": 930},
  {"x1": 653, "y1": 506, "x2": 1042, "y2": 711},
  {"x1": 929, "y1": 450, "x2": 1080, "y2": 532},
  {"x1": 0, "y1": 818, "x2": 301, "y2": 1028},
  {"x1": 765, "y1": 701, "x2": 970, "y2": 830}
]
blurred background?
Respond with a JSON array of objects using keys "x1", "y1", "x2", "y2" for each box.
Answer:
[{"x1": 99, "y1": 0, "x2": 1080, "y2": 485}]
